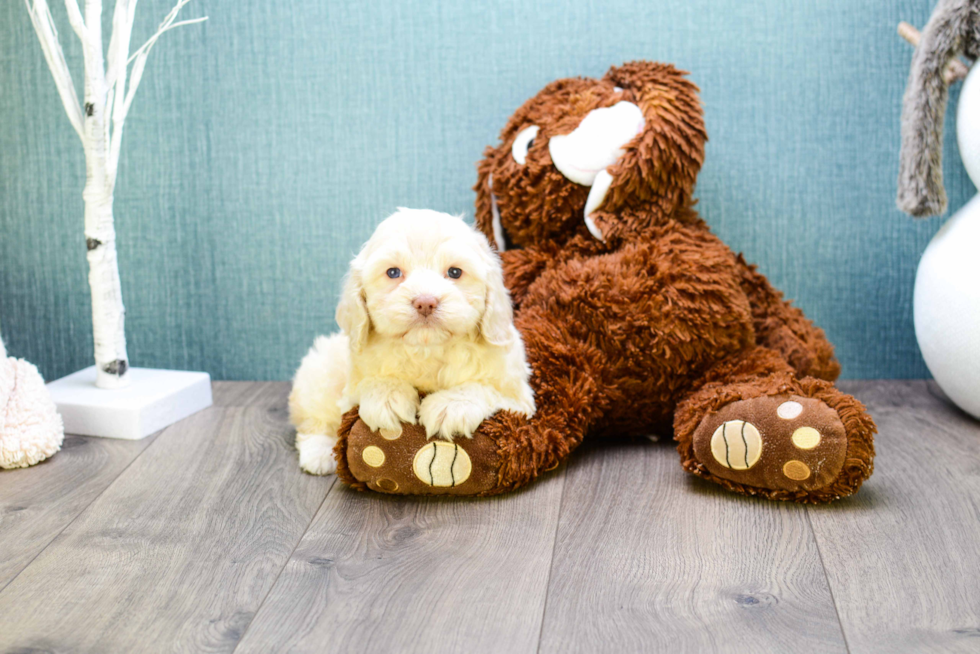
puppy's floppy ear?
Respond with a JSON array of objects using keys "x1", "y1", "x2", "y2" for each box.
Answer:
[
  {"x1": 476, "y1": 233, "x2": 514, "y2": 347},
  {"x1": 335, "y1": 258, "x2": 371, "y2": 351}
]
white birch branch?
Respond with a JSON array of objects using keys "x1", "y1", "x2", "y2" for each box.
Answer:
[
  {"x1": 81, "y1": 0, "x2": 106, "y2": 94},
  {"x1": 110, "y1": 0, "x2": 207, "y2": 178},
  {"x1": 127, "y1": 0, "x2": 205, "y2": 66},
  {"x1": 105, "y1": 0, "x2": 137, "y2": 92},
  {"x1": 122, "y1": 15, "x2": 208, "y2": 117},
  {"x1": 63, "y1": 0, "x2": 91, "y2": 45},
  {"x1": 106, "y1": 0, "x2": 137, "y2": 182},
  {"x1": 24, "y1": 0, "x2": 85, "y2": 140}
]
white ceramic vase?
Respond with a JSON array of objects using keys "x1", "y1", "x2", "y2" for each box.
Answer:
[{"x1": 913, "y1": 65, "x2": 980, "y2": 419}]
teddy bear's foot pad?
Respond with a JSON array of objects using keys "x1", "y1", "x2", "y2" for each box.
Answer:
[
  {"x1": 692, "y1": 395, "x2": 847, "y2": 492},
  {"x1": 346, "y1": 419, "x2": 501, "y2": 495}
]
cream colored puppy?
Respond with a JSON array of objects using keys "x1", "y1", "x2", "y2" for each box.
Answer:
[{"x1": 289, "y1": 208, "x2": 535, "y2": 475}]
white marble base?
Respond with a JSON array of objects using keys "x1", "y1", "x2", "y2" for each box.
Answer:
[{"x1": 47, "y1": 366, "x2": 213, "y2": 440}]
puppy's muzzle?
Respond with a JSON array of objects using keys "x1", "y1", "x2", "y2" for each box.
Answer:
[{"x1": 413, "y1": 295, "x2": 439, "y2": 317}]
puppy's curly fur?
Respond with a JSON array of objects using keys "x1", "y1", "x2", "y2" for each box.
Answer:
[{"x1": 289, "y1": 209, "x2": 534, "y2": 475}]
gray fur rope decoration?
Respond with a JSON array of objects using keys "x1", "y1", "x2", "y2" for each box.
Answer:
[{"x1": 897, "y1": 0, "x2": 979, "y2": 217}]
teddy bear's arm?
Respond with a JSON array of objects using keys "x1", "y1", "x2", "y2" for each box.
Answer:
[{"x1": 499, "y1": 244, "x2": 562, "y2": 308}]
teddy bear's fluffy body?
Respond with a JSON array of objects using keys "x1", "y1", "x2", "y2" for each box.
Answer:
[{"x1": 335, "y1": 62, "x2": 876, "y2": 503}]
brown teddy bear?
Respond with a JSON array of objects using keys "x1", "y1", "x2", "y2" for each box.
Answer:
[{"x1": 337, "y1": 61, "x2": 876, "y2": 503}]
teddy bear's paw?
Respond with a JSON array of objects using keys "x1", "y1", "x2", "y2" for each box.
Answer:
[
  {"x1": 345, "y1": 418, "x2": 502, "y2": 495},
  {"x1": 691, "y1": 395, "x2": 847, "y2": 492}
]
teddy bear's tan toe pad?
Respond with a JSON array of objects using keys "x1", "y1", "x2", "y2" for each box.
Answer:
[
  {"x1": 346, "y1": 419, "x2": 500, "y2": 495},
  {"x1": 692, "y1": 395, "x2": 847, "y2": 492}
]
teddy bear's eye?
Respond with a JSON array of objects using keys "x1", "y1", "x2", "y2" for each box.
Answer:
[
  {"x1": 447, "y1": 267, "x2": 463, "y2": 279},
  {"x1": 386, "y1": 267, "x2": 401, "y2": 279},
  {"x1": 512, "y1": 125, "x2": 540, "y2": 165}
]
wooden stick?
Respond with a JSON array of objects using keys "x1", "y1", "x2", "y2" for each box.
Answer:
[{"x1": 898, "y1": 21, "x2": 971, "y2": 84}]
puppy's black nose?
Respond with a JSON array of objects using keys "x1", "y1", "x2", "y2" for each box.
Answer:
[{"x1": 413, "y1": 295, "x2": 439, "y2": 317}]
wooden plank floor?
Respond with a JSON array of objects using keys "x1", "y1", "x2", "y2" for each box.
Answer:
[{"x1": 0, "y1": 380, "x2": 977, "y2": 654}]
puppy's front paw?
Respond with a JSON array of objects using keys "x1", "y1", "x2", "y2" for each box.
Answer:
[
  {"x1": 359, "y1": 381, "x2": 420, "y2": 433},
  {"x1": 419, "y1": 390, "x2": 495, "y2": 440},
  {"x1": 297, "y1": 433, "x2": 339, "y2": 475}
]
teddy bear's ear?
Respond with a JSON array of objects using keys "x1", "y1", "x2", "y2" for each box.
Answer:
[{"x1": 585, "y1": 62, "x2": 706, "y2": 238}]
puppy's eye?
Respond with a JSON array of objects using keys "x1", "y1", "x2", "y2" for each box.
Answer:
[
  {"x1": 447, "y1": 267, "x2": 462, "y2": 279},
  {"x1": 386, "y1": 267, "x2": 401, "y2": 279},
  {"x1": 512, "y1": 125, "x2": 539, "y2": 165}
]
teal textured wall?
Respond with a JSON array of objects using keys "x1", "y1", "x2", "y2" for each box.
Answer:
[{"x1": 0, "y1": 0, "x2": 973, "y2": 381}]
